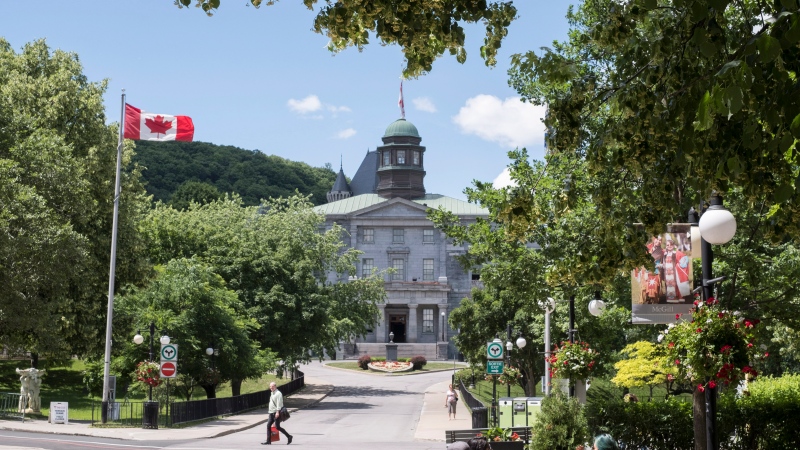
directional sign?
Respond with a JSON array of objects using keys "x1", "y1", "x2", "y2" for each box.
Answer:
[
  {"x1": 161, "y1": 344, "x2": 178, "y2": 362},
  {"x1": 486, "y1": 360, "x2": 504, "y2": 375},
  {"x1": 160, "y1": 361, "x2": 177, "y2": 378},
  {"x1": 486, "y1": 341, "x2": 504, "y2": 360}
]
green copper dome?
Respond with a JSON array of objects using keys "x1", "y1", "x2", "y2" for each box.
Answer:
[{"x1": 383, "y1": 119, "x2": 420, "y2": 138}]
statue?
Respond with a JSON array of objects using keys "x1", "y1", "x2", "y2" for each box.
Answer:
[{"x1": 16, "y1": 368, "x2": 46, "y2": 413}]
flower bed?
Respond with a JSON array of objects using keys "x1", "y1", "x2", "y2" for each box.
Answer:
[{"x1": 367, "y1": 360, "x2": 414, "y2": 373}]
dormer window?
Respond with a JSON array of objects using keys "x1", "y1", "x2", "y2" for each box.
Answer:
[{"x1": 397, "y1": 150, "x2": 406, "y2": 164}]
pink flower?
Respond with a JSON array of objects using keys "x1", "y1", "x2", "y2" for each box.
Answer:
[
  {"x1": 675, "y1": 359, "x2": 681, "y2": 365},
  {"x1": 676, "y1": 314, "x2": 682, "y2": 320},
  {"x1": 697, "y1": 384, "x2": 705, "y2": 392}
]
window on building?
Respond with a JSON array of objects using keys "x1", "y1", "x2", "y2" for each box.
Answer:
[
  {"x1": 413, "y1": 151, "x2": 420, "y2": 165},
  {"x1": 423, "y1": 229, "x2": 434, "y2": 243},
  {"x1": 362, "y1": 258, "x2": 374, "y2": 278},
  {"x1": 423, "y1": 258, "x2": 434, "y2": 281},
  {"x1": 363, "y1": 228, "x2": 374, "y2": 244},
  {"x1": 392, "y1": 258, "x2": 404, "y2": 280},
  {"x1": 397, "y1": 150, "x2": 406, "y2": 164},
  {"x1": 383, "y1": 151, "x2": 390, "y2": 166},
  {"x1": 423, "y1": 309, "x2": 433, "y2": 333},
  {"x1": 393, "y1": 228, "x2": 404, "y2": 243}
]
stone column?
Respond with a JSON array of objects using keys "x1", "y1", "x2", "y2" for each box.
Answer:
[
  {"x1": 407, "y1": 304, "x2": 419, "y2": 343},
  {"x1": 376, "y1": 304, "x2": 386, "y2": 343},
  {"x1": 437, "y1": 231, "x2": 448, "y2": 284}
]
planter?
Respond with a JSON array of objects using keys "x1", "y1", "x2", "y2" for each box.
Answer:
[{"x1": 487, "y1": 441, "x2": 525, "y2": 450}]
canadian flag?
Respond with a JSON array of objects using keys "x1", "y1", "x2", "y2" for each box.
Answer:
[
  {"x1": 398, "y1": 79, "x2": 405, "y2": 119},
  {"x1": 124, "y1": 103, "x2": 194, "y2": 142}
]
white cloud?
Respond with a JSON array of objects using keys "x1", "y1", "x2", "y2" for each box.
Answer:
[
  {"x1": 336, "y1": 128, "x2": 357, "y2": 139},
  {"x1": 287, "y1": 95, "x2": 322, "y2": 114},
  {"x1": 327, "y1": 105, "x2": 352, "y2": 113},
  {"x1": 452, "y1": 95, "x2": 546, "y2": 148},
  {"x1": 412, "y1": 97, "x2": 437, "y2": 113},
  {"x1": 492, "y1": 167, "x2": 517, "y2": 189}
]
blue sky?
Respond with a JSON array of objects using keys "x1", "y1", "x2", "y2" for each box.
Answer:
[{"x1": 1, "y1": 1, "x2": 572, "y2": 200}]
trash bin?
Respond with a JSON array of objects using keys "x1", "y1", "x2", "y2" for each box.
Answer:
[
  {"x1": 525, "y1": 397, "x2": 543, "y2": 426},
  {"x1": 471, "y1": 406, "x2": 488, "y2": 429},
  {"x1": 498, "y1": 397, "x2": 514, "y2": 428},
  {"x1": 142, "y1": 401, "x2": 159, "y2": 429}
]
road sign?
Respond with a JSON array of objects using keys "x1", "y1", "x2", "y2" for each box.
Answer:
[
  {"x1": 486, "y1": 360, "x2": 504, "y2": 375},
  {"x1": 160, "y1": 361, "x2": 177, "y2": 378},
  {"x1": 486, "y1": 341, "x2": 504, "y2": 360},
  {"x1": 161, "y1": 344, "x2": 178, "y2": 362}
]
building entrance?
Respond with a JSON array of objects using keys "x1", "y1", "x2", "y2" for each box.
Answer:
[{"x1": 389, "y1": 315, "x2": 406, "y2": 343}]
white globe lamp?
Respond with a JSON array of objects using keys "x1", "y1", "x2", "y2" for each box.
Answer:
[{"x1": 698, "y1": 195, "x2": 737, "y2": 245}]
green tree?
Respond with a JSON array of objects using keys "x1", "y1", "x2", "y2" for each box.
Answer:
[
  {"x1": 140, "y1": 194, "x2": 386, "y2": 378},
  {"x1": 612, "y1": 341, "x2": 681, "y2": 400},
  {"x1": 115, "y1": 258, "x2": 270, "y2": 399},
  {"x1": 170, "y1": 180, "x2": 223, "y2": 210},
  {"x1": 0, "y1": 39, "x2": 150, "y2": 363},
  {"x1": 177, "y1": 0, "x2": 517, "y2": 77}
]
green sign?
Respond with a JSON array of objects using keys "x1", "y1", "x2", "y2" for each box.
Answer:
[{"x1": 486, "y1": 360, "x2": 504, "y2": 375}]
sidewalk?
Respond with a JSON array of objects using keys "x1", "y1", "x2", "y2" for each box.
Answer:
[
  {"x1": 0, "y1": 376, "x2": 333, "y2": 441},
  {"x1": 0, "y1": 371, "x2": 459, "y2": 443}
]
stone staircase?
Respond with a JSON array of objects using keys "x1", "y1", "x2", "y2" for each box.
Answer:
[{"x1": 335, "y1": 343, "x2": 448, "y2": 361}]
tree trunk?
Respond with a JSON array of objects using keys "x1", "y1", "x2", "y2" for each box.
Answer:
[
  {"x1": 693, "y1": 386, "x2": 707, "y2": 450},
  {"x1": 30, "y1": 352, "x2": 38, "y2": 369},
  {"x1": 231, "y1": 378, "x2": 243, "y2": 397},
  {"x1": 201, "y1": 383, "x2": 217, "y2": 399}
]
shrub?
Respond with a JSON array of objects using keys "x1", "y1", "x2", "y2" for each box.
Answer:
[
  {"x1": 357, "y1": 355, "x2": 371, "y2": 370},
  {"x1": 410, "y1": 355, "x2": 427, "y2": 370},
  {"x1": 718, "y1": 374, "x2": 800, "y2": 449},
  {"x1": 529, "y1": 390, "x2": 589, "y2": 450},
  {"x1": 585, "y1": 385, "x2": 693, "y2": 450}
]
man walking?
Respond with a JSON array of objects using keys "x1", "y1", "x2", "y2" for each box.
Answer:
[{"x1": 262, "y1": 382, "x2": 293, "y2": 445}]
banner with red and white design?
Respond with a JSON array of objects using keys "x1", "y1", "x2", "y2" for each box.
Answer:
[{"x1": 124, "y1": 103, "x2": 194, "y2": 142}]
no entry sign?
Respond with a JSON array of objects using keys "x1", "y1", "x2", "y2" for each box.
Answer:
[{"x1": 160, "y1": 361, "x2": 177, "y2": 378}]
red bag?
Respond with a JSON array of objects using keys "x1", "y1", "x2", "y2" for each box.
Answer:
[{"x1": 270, "y1": 426, "x2": 280, "y2": 442}]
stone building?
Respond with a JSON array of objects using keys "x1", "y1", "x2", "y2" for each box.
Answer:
[{"x1": 314, "y1": 118, "x2": 488, "y2": 360}]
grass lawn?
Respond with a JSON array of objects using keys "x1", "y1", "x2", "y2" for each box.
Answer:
[{"x1": 1, "y1": 359, "x2": 289, "y2": 421}]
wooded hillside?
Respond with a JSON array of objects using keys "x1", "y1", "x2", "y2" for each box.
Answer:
[{"x1": 133, "y1": 141, "x2": 337, "y2": 206}]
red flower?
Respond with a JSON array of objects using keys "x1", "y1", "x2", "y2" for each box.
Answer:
[
  {"x1": 668, "y1": 342, "x2": 675, "y2": 348},
  {"x1": 696, "y1": 328, "x2": 703, "y2": 333},
  {"x1": 764, "y1": 352, "x2": 769, "y2": 358},
  {"x1": 708, "y1": 380, "x2": 717, "y2": 389},
  {"x1": 718, "y1": 313, "x2": 725, "y2": 318},
  {"x1": 706, "y1": 298, "x2": 716, "y2": 305},
  {"x1": 698, "y1": 384, "x2": 705, "y2": 392},
  {"x1": 720, "y1": 345, "x2": 732, "y2": 354},
  {"x1": 676, "y1": 314, "x2": 682, "y2": 320},
  {"x1": 675, "y1": 359, "x2": 681, "y2": 365},
  {"x1": 747, "y1": 343, "x2": 754, "y2": 348}
]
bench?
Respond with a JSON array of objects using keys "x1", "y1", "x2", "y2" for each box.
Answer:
[{"x1": 445, "y1": 426, "x2": 532, "y2": 443}]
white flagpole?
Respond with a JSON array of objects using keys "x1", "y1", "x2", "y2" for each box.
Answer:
[{"x1": 101, "y1": 90, "x2": 126, "y2": 423}]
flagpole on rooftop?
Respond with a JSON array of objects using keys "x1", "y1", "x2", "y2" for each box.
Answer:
[{"x1": 101, "y1": 90, "x2": 126, "y2": 423}]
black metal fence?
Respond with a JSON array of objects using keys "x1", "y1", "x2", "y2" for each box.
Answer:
[
  {"x1": 91, "y1": 371, "x2": 305, "y2": 427},
  {"x1": 458, "y1": 378, "x2": 488, "y2": 428}
]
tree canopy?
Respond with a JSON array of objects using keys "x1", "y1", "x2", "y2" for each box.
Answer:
[
  {"x1": 177, "y1": 0, "x2": 518, "y2": 77},
  {"x1": 0, "y1": 38, "x2": 150, "y2": 361}
]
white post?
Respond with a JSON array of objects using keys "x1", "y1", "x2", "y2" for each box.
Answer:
[
  {"x1": 544, "y1": 309, "x2": 551, "y2": 395},
  {"x1": 101, "y1": 91, "x2": 126, "y2": 423}
]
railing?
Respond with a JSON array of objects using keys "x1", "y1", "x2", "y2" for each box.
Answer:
[
  {"x1": 89, "y1": 370, "x2": 305, "y2": 427},
  {"x1": 458, "y1": 378, "x2": 488, "y2": 428},
  {"x1": 0, "y1": 393, "x2": 25, "y2": 421}
]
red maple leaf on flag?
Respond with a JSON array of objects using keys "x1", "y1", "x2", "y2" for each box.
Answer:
[{"x1": 145, "y1": 115, "x2": 174, "y2": 135}]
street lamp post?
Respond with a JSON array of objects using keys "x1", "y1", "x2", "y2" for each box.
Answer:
[
  {"x1": 440, "y1": 311, "x2": 446, "y2": 342},
  {"x1": 504, "y1": 324, "x2": 527, "y2": 397},
  {"x1": 134, "y1": 323, "x2": 169, "y2": 429},
  {"x1": 541, "y1": 297, "x2": 556, "y2": 396},
  {"x1": 690, "y1": 193, "x2": 737, "y2": 450},
  {"x1": 133, "y1": 323, "x2": 156, "y2": 402}
]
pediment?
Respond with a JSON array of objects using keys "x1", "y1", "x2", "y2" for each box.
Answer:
[{"x1": 350, "y1": 198, "x2": 429, "y2": 219}]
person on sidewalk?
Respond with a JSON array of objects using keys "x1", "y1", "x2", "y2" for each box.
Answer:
[
  {"x1": 262, "y1": 382, "x2": 293, "y2": 445},
  {"x1": 444, "y1": 384, "x2": 459, "y2": 420}
]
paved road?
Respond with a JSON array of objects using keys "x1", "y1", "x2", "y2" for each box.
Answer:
[{"x1": 0, "y1": 361, "x2": 460, "y2": 449}]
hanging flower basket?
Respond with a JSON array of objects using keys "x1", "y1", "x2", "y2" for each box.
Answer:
[
  {"x1": 547, "y1": 341, "x2": 598, "y2": 380},
  {"x1": 134, "y1": 360, "x2": 162, "y2": 388},
  {"x1": 661, "y1": 296, "x2": 764, "y2": 390}
]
